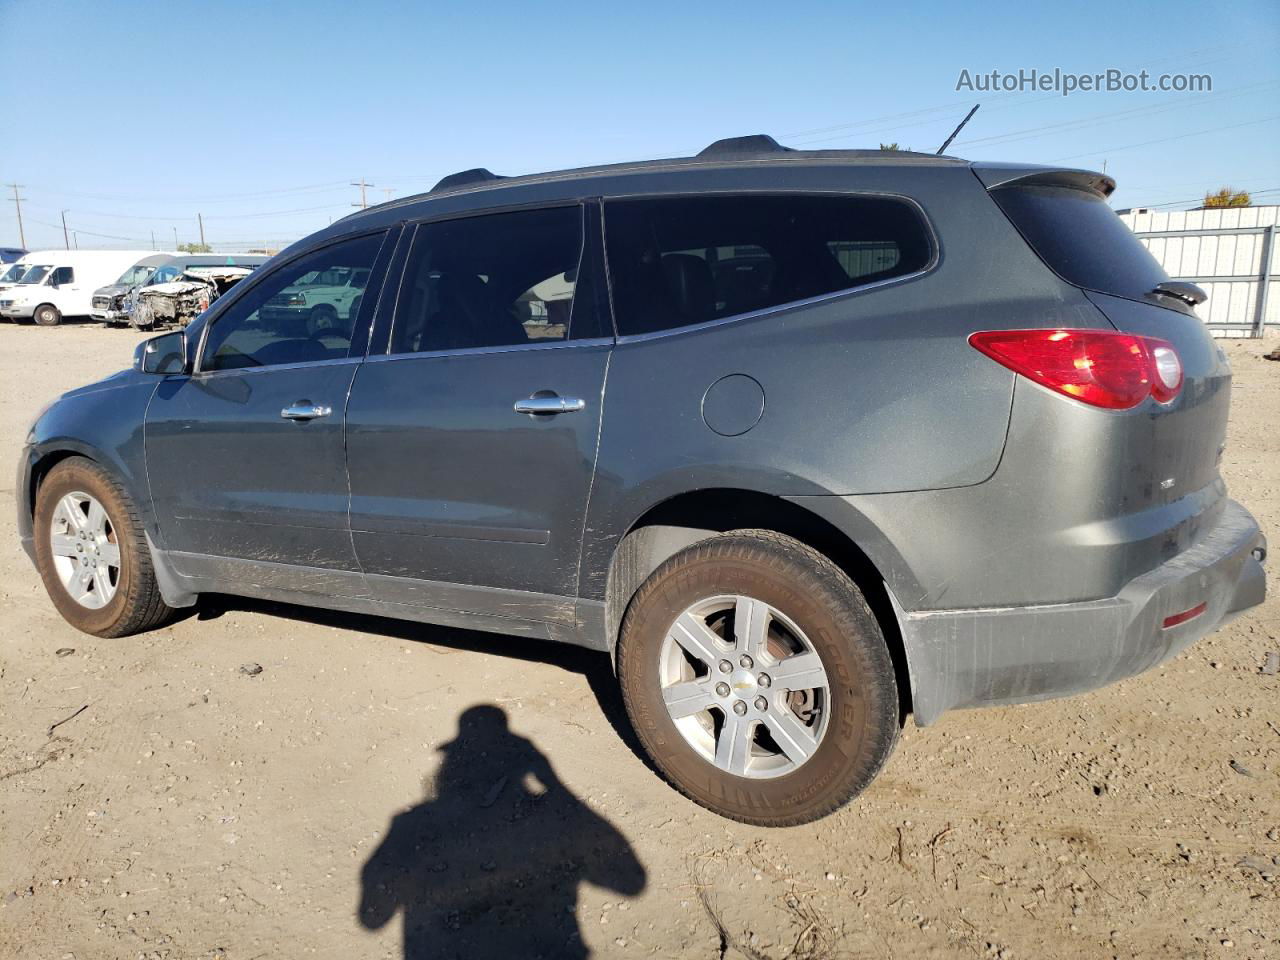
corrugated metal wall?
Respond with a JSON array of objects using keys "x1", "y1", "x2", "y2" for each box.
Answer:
[{"x1": 1118, "y1": 205, "x2": 1278, "y2": 338}]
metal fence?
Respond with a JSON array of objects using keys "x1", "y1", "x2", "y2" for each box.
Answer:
[{"x1": 1118, "y1": 205, "x2": 1278, "y2": 338}]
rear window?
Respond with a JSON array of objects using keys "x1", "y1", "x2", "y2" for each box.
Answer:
[
  {"x1": 604, "y1": 194, "x2": 932, "y2": 336},
  {"x1": 991, "y1": 185, "x2": 1169, "y2": 301}
]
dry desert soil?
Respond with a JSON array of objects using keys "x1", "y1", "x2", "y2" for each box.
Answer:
[{"x1": 1, "y1": 322, "x2": 1277, "y2": 959}]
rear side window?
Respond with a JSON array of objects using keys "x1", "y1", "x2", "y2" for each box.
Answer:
[
  {"x1": 991, "y1": 185, "x2": 1169, "y2": 301},
  {"x1": 604, "y1": 194, "x2": 932, "y2": 336}
]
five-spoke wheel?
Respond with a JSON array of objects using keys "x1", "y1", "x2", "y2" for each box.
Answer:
[
  {"x1": 33, "y1": 456, "x2": 175, "y2": 637},
  {"x1": 618, "y1": 530, "x2": 900, "y2": 825},
  {"x1": 660, "y1": 595, "x2": 830, "y2": 778},
  {"x1": 48, "y1": 491, "x2": 121, "y2": 609}
]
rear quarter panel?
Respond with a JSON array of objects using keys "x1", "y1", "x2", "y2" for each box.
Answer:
[{"x1": 579, "y1": 165, "x2": 1106, "y2": 600}]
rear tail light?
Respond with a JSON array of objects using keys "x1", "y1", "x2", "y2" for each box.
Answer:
[{"x1": 969, "y1": 329, "x2": 1183, "y2": 410}]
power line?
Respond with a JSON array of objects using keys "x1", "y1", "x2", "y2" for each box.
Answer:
[
  {"x1": 23, "y1": 179, "x2": 354, "y2": 205},
  {"x1": 953, "y1": 80, "x2": 1278, "y2": 150},
  {"x1": 1131, "y1": 186, "x2": 1280, "y2": 209},
  {"x1": 783, "y1": 43, "x2": 1252, "y2": 151},
  {"x1": 1048, "y1": 115, "x2": 1280, "y2": 163},
  {"x1": 24, "y1": 200, "x2": 351, "y2": 222}
]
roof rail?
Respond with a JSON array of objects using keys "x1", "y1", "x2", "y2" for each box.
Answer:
[
  {"x1": 696, "y1": 134, "x2": 795, "y2": 158},
  {"x1": 431, "y1": 167, "x2": 506, "y2": 192}
]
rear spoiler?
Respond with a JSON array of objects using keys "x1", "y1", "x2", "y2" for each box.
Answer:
[{"x1": 970, "y1": 162, "x2": 1115, "y2": 199}]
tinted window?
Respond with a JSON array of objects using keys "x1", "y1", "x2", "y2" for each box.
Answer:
[
  {"x1": 201, "y1": 232, "x2": 385, "y2": 371},
  {"x1": 51, "y1": 266, "x2": 74, "y2": 285},
  {"x1": 991, "y1": 185, "x2": 1168, "y2": 301},
  {"x1": 114, "y1": 264, "x2": 156, "y2": 285},
  {"x1": 604, "y1": 195, "x2": 932, "y2": 336},
  {"x1": 390, "y1": 206, "x2": 592, "y2": 354}
]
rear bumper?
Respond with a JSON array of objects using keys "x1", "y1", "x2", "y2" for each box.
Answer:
[{"x1": 898, "y1": 498, "x2": 1266, "y2": 725}]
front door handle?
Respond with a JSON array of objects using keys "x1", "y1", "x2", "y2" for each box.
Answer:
[
  {"x1": 281, "y1": 400, "x2": 333, "y2": 421},
  {"x1": 513, "y1": 394, "x2": 586, "y2": 416}
]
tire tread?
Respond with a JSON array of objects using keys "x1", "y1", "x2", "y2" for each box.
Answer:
[
  {"x1": 35, "y1": 456, "x2": 175, "y2": 638},
  {"x1": 617, "y1": 529, "x2": 899, "y2": 826}
]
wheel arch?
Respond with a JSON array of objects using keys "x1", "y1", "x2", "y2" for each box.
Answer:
[
  {"x1": 23, "y1": 442, "x2": 197, "y2": 609},
  {"x1": 25, "y1": 444, "x2": 103, "y2": 526},
  {"x1": 603, "y1": 487, "x2": 915, "y2": 719}
]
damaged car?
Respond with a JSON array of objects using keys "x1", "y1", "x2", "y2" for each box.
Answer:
[
  {"x1": 131, "y1": 264, "x2": 258, "y2": 330},
  {"x1": 90, "y1": 255, "x2": 171, "y2": 325}
]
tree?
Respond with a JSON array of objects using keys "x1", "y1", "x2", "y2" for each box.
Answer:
[
  {"x1": 879, "y1": 142, "x2": 907, "y2": 151},
  {"x1": 1202, "y1": 187, "x2": 1251, "y2": 208},
  {"x1": 177, "y1": 241, "x2": 212, "y2": 253}
]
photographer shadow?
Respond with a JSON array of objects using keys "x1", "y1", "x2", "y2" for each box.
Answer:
[{"x1": 358, "y1": 704, "x2": 646, "y2": 959}]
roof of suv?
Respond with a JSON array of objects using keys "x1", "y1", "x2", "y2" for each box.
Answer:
[
  {"x1": 318, "y1": 134, "x2": 1111, "y2": 252},
  {"x1": 343, "y1": 134, "x2": 967, "y2": 220}
]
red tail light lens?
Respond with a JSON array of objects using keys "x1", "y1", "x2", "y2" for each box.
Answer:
[{"x1": 969, "y1": 329, "x2": 1183, "y2": 410}]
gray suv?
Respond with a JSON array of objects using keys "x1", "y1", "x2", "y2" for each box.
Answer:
[{"x1": 17, "y1": 136, "x2": 1267, "y2": 825}]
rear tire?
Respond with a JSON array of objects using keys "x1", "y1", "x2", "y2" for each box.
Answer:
[
  {"x1": 617, "y1": 530, "x2": 899, "y2": 826},
  {"x1": 33, "y1": 304, "x2": 62, "y2": 326},
  {"x1": 33, "y1": 457, "x2": 176, "y2": 637}
]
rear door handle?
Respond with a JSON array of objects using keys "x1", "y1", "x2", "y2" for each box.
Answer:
[
  {"x1": 513, "y1": 395, "x2": 586, "y2": 416},
  {"x1": 281, "y1": 400, "x2": 333, "y2": 421}
]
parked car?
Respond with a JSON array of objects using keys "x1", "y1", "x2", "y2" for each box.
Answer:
[
  {"x1": 90, "y1": 254, "x2": 173, "y2": 324},
  {"x1": 0, "y1": 247, "x2": 26, "y2": 264},
  {"x1": 124, "y1": 254, "x2": 269, "y2": 329},
  {"x1": 258, "y1": 264, "x2": 371, "y2": 338},
  {"x1": 0, "y1": 259, "x2": 30, "y2": 295},
  {"x1": 0, "y1": 250, "x2": 157, "y2": 325},
  {"x1": 17, "y1": 136, "x2": 1267, "y2": 825}
]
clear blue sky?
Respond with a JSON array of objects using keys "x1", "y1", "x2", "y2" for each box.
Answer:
[{"x1": 1, "y1": 0, "x2": 1277, "y2": 251}]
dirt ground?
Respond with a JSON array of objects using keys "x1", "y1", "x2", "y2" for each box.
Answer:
[{"x1": 0, "y1": 321, "x2": 1276, "y2": 960}]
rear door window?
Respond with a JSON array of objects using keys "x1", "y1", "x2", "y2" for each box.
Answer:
[
  {"x1": 388, "y1": 205, "x2": 600, "y2": 354},
  {"x1": 990, "y1": 185, "x2": 1169, "y2": 301},
  {"x1": 603, "y1": 194, "x2": 932, "y2": 336}
]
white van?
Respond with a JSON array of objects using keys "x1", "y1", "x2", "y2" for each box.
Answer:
[
  {"x1": 0, "y1": 250, "x2": 158, "y2": 326},
  {"x1": 0, "y1": 252, "x2": 38, "y2": 296}
]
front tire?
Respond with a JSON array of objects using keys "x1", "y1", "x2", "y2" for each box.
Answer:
[
  {"x1": 33, "y1": 457, "x2": 176, "y2": 637},
  {"x1": 33, "y1": 303, "x2": 62, "y2": 326},
  {"x1": 617, "y1": 530, "x2": 899, "y2": 826}
]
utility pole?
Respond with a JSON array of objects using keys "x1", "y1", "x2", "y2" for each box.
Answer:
[
  {"x1": 381, "y1": 187, "x2": 395, "y2": 203},
  {"x1": 61, "y1": 210, "x2": 70, "y2": 250},
  {"x1": 151, "y1": 229, "x2": 156, "y2": 251},
  {"x1": 198, "y1": 212, "x2": 206, "y2": 248},
  {"x1": 351, "y1": 177, "x2": 374, "y2": 210},
  {"x1": 173, "y1": 226, "x2": 179, "y2": 249},
  {"x1": 73, "y1": 232, "x2": 78, "y2": 250},
  {"x1": 6, "y1": 183, "x2": 26, "y2": 248}
]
